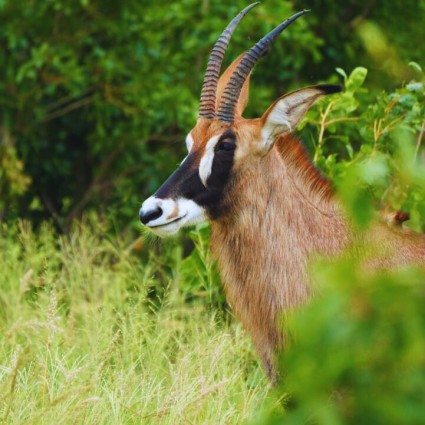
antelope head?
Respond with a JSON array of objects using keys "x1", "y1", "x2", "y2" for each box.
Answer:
[{"x1": 139, "y1": 4, "x2": 340, "y2": 236}]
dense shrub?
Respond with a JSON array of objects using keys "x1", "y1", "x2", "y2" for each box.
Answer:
[
  {"x1": 255, "y1": 262, "x2": 425, "y2": 425},
  {"x1": 0, "y1": 0, "x2": 423, "y2": 229}
]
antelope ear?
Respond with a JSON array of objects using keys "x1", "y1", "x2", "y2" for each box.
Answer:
[
  {"x1": 259, "y1": 84, "x2": 341, "y2": 154},
  {"x1": 216, "y1": 54, "x2": 251, "y2": 117}
]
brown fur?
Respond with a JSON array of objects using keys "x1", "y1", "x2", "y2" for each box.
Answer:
[
  {"x1": 186, "y1": 59, "x2": 425, "y2": 382},
  {"x1": 208, "y1": 128, "x2": 424, "y2": 381},
  {"x1": 147, "y1": 50, "x2": 424, "y2": 383},
  {"x1": 209, "y1": 131, "x2": 349, "y2": 381}
]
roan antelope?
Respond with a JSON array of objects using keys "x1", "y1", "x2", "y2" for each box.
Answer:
[{"x1": 139, "y1": 4, "x2": 425, "y2": 381}]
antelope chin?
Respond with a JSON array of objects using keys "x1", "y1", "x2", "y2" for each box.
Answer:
[
  {"x1": 148, "y1": 214, "x2": 188, "y2": 237},
  {"x1": 141, "y1": 197, "x2": 207, "y2": 237}
]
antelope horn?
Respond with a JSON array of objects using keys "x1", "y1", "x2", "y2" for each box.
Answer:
[
  {"x1": 198, "y1": 2, "x2": 260, "y2": 119},
  {"x1": 217, "y1": 9, "x2": 310, "y2": 123}
]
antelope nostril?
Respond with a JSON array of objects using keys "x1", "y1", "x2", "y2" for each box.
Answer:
[{"x1": 139, "y1": 206, "x2": 163, "y2": 225}]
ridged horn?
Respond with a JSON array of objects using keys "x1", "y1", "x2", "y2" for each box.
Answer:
[
  {"x1": 217, "y1": 10, "x2": 310, "y2": 123},
  {"x1": 198, "y1": 2, "x2": 260, "y2": 119}
]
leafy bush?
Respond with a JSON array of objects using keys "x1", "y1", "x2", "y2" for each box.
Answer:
[
  {"x1": 302, "y1": 64, "x2": 425, "y2": 231},
  {"x1": 255, "y1": 263, "x2": 425, "y2": 425},
  {"x1": 0, "y1": 0, "x2": 423, "y2": 229}
]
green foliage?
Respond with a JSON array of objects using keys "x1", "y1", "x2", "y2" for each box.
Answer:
[
  {"x1": 0, "y1": 0, "x2": 423, "y2": 228},
  {"x1": 303, "y1": 65, "x2": 425, "y2": 230},
  {"x1": 258, "y1": 262, "x2": 425, "y2": 425},
  {"x1": 179, "y1": 223, "x2": 226, "y2": 312},
  {"x1": 0, "y1": 142, "x2": 31, "y2": 219}
]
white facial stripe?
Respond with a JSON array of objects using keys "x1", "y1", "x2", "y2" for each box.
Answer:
[
  {"x1": 199, "y1": 135, "x2": 220, "y2": 187},
  {"x1": 140, "y1": 196, "x2": 207, "y2": 237},
  {"x1": 185, "y1": 133, "x2": 194, "y2": 152},
  {"x1": 181, "y1": 133, "x2": 195, "y2": 164}
]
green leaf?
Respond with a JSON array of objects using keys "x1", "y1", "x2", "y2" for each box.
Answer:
[{"x1": 345, "y1": 67, "x2": 368, "y2": 91}]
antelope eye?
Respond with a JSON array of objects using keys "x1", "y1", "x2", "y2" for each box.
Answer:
[{"x1": 216, "y1": 139, "x2": 236, "y2": 152}]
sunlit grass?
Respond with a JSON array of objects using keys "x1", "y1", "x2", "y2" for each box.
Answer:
[{"x1": 0, "y1": 218, "x2": 268, "y2": 424}]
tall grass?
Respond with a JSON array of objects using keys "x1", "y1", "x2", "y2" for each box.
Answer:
[{"x1": 0, "y1": 218, "x2": 268, "y2": 424}]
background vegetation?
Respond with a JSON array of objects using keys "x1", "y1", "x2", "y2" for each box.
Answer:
[{"x1": 0, "y1": 0, "x2": 424, "y2": 423}]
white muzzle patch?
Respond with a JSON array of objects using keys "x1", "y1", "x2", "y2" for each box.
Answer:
[{"x1": 140, "y1": 196, "x2": 207, "y2": 237}]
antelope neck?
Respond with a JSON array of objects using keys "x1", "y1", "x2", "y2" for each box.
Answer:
[{"x1": 210, "y1": 148, "x2": 347, "y2": 292}]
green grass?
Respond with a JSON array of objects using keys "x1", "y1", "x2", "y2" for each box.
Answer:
[{"x1": 0, "y1": 218, "x2": 269, "y2": 424}]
